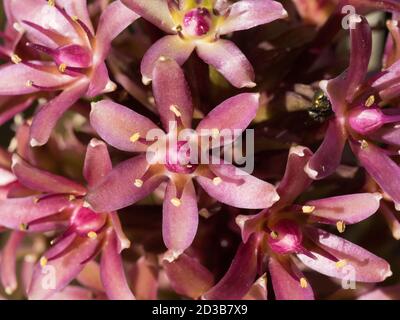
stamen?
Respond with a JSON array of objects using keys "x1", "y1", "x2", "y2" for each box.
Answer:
[
  {"x1": 302, "y1": 205, "x2": 315, "y2": 214},
  {"x1": 134, "y1": 179, "x2": 144, "y2": 188},
  {"x1": 211, "y1": 128, "x2": 220, "y2": 138},
  {"x1": 87, "y1": 231, "x2": 98, "y2": 239},
  {"x1": 170, "y1": 197, "x2": 182, "y2": 207},
  {"x1": 360, "y1": 140, "x2": 369, "y2": 150},
  {"x1": 130, "y1": 132, "x2": 140, "y2": 143},
  {"x1": 11, "y1": 54, "x2": 21, "y2": 64},
  {"x1": 68, "y1": 195, "x2": 76, "y2": 201},
  {"x1": 58, "y1": 63, "x2": 67, "y2": 73},
  {"x1": 40, "y1": 256, "x2": 48, "y2": 267},
  {"x1": 212, "y1": 177, "x2": 222, "y2": 186},
  {"x1": 25, "y1": 80, "x2": 33, "y2": 87},
  {"x1": 336, "y1": 220, "x2": 346, "y2": 233},
  {"x1": 48, "y1": 0, "x2": 55, "y2": 6},
  {"x1": 300, "y1": 277, "x2": 308, "y2": 288},
  {"x1": 336, "y1": 259, "x2": 347, "y2": 269},
  {"x1": 170, "y1": 105, "x2": 182, "y2": 117},
  {"x1": 365, "y1": 95, "x2": 375, "y2": 107},
  {"x1": 270, "y1": 231, "x2": 279, "y2": 239},
  {"x1": 71, "y1": 15, "x2": 79, "y2": 21},
  {"x1": 19, "y1": 223, "x2": 28, "y2": 231}
]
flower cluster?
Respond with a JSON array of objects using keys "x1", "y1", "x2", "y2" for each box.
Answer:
[{"x1": 0, "y1": 0, "x2": 399, "y2": 300}]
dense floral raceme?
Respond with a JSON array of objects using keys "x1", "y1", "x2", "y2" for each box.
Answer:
[{"x1": 0, "y1": 0, "x2": 400, "y2": 301}]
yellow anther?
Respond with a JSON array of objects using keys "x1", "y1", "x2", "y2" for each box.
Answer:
[
  {"x1": 87, "y1": 231, "x2": 98, "y2": 239},
  {"x1": 68, "y1": 195, "x2": 76, "y2": 201},
  {"x1": 211, "y1": 128, "x2": 220, "y2": 138},
  {"x1": 365, "y1": 95, "x2": 375, "y2": 107},
  {"x1": 58, "y1": 63, "x2": 67, "y2": 73},
  {"x1": 40, "y1": 256, "x2": 48, "y2": 267},
  {"x1": 134, "y1": 179, "x2": 144, "y2": 188},
  {"x1": 71, "y1": 15, "x2": 79, "y2": 21},
  {"x1": 170, "y1": 105, "x2": 182, "y2": 117},
  {"x1": 270, "y1": 231, "x2": 279, "y2": 239},
  {"x1": 26, "y1": 80, "x2": 33, "y2": 87},
  {"x1": 212, "y1": 177, "x2": 222, "y2": 186},
  {"x1": 170, "y1": 197, "x2": 182, "y2": 207},
  {"x1": 360, "y1": 140, "x2": 369, "y2": 150},
  {"x1": 302, "y1": 205, "x2": 315, "y2": 214},
  {"x1": 300, "y1": 277, "x2": 308, "y2": 288},
  {"x1": 33, "y1": 197, "x2": 40, "y2": 204},
  {"x1": 336, "y1": 259, "x2": 347, "y2": 269},
  {"x1": 336, "y1": 220, "x2": 346, "y2": 233},
  {"x1": 130, "y1": 132, "x2": 140, "y2": 143},
  {"x1": 19, "y1": 223, "x2": 28, "y2": 231},
  {"x1": 158, "y1": 56, "x2": 167, "y2": 62},
  {"x1": 11, "y1": 54, "x2": 21, "y2": 64},
  {"x1": 48, "y1": 0, "x2": 55, "y2": 6}
]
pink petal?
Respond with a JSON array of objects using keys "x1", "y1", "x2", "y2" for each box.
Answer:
[
  {"x1": 86, "y1": 62, "x2": 111, "y2": 98},
  {"x1": 28, "y1": 237, "x2": 100, "y2": 300},
  {"x1": 163, "y1": 253, "x2": 213, "y2": 299},
  {"x1": 0, "y1": 195, "x2": 70, "y2": 230},
  {"x1": 0, "y1": 97, "x2": 34, "y2": 127},
  {"x1": 101, "y1": 230, "x2": 135, "y2": 300},
  {"x1": 86, "y1": 155, "x2": 165, "y2": 212},
  {"x1": 276, "y1": 145, "x2": 313, "y2": 206},
  {"x1": 110, "y1": 212, "x2": 131, "y2": 252},
  {"x1": 141, "y1": 35, "x2": 195, "y2": 85},
  {"x1": 12, "y1": 154, "x2": 86, "y2": 196},
  {"x1": 76, "y1": 261, "x2": 104, "y2": 292},
  {"x1": 0, "y1": 231, "x2": 24, "y2": 295},
  {"x1": 350, "y1": 140, "x2": 400, "y2": 205},
  {"x1": 90, "y1": 99, "x2": 159, "y2": 153},
  {"x1": 243, "y1": 274, "x2": 268, "y2": 300},
  {"x1": 57, "y1": 0, "x2": 94, "y2": 34},
  {"x1": 152, "y1": 57, "x2": 194, "y2": 130},
  {"x1": 203, "y1": 234, "x2": 258, "y2": 300},
  {"x1": 30, "y1": 79, "x2": 90, "y2": 147},
  {"x1": 121, "y1": 0, "x2": 175, "y2": 33},
  {"x1": 48, "y1": 285, "x2": 93, "y2": 300},
  {"x1": 131, "y1": 257, "x2": 158, "y2": 300},
  {"x1": 0, "y1": 167, "x2": 16, "y2": 187},
  {"x1": 358, "y1": 284, "x2": 400, "y2": 300},
  {"x1": 219, "y1": 0, "x2": 287, "y2": 35},
  {"x1": 196, "y1": 163, "x2": 279, "y2": 209},
  {"x1": 196, "y1": 93, "x2": 259, "y2": 146},
  {"x1": 0, "y1": 63, "x2": 73, "y2": 95},
  {"x1": 305, "y1": 193, "x2": 381, "y2": 225},
  {"x1": 196, "y1": 39, "x2": 255, "y2": 88},
  {"x1": 162, "y1": 179, "x2": 198, "y2": 252},
  {"x1": 94, "y1": 0, "x2": 139, "y2": 63},
  {"x1": 298, "y1": 228, "x2": 392, "y2": 283},
  {"x1": 306, "y1": 119, "x2": 347, "y2": 180},
  {"x1": 84, "y1": 139, "x2": 112, "y2": 189},
  {"x1": 269, "y1": 257, "x2": 314, "y2": 300}
]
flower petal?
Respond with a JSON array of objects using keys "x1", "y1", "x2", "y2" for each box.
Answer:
[
  {"x1": 86, "y1": 155, "x2": 165, "y2": 212},
  {"x1": 358, "y1": 284, "x2": 400, "y2": 300},
  {"x1": 276, "y1": 145, "x2": 313, "y2": 206},
  {"x1": 76, "y1": 261, "x2": 104, "y2": 292},
  {"x1": 84, "y1": 139, "x2": 112, "y2": 189},
  {"x1": 350, "y1": 140, "x2": 400, "y2": 205},
  {"x1": 152, "y1": 57, "x2": 194, "y2": 130},
  {"x1": 0, "y1": 97, "x2": 34, "y2": 127},
  {"x1": 305, "y1": 193, "x2": 381, "y2": 225},
  {"x1": 0, "y1": 231, "x2": 24, "y2": 295},
  {"x1": 48, "y1": 285, "x2": 93, "y2": 300},
  {"x1": 306, "y1": 119, "x2": 347, "y2": 180},
  {"x1": 30, "y1": 79, "x2": 90, "y2": 147},
  {"x1": 298, "y1": 228, "x2": 392, "y2": 283},
  {"x1": 94, "y1": 0, "x2": 139, "y2": 63},
  {"x1": 269, "y1": 256, "x2": 314, "y2": 300},
  {"x1": 219, "y1": 0, "x2": 287, "y2": 35},
  {"x1": 131, "y1": 257, "x2": 158, "y2": 300},
  {"x1": 141, "y1": 35, "x2": 195, "y2": 85},
  {"x1": 101, "y1": 230, "x2": 135, "y2": 300},
  {"x1": 28, "y1": 237, "x2": 100, "y2": 300},
  {"x1": 121, "y1": 0, "x2": 175, "y2": 33},
  {"x1": 163, "y1": 253, "x2": 213, "y2": 299},
  {"x1": 90, "y1": 99, "x2": 159, "y2": 153},
  {"x1": 196, "y1": 39, "x2": 255, "y2": 88},
  {"x1": 203, "y1": 234, "x2": 258, "y2": 300},
  {"x1": 12, "y1": 154, "x2": 86, "y2": 195},
  {"x1": 196, "y1": 93, "x2": 259, "y2": 146},
  {"x1": 0, "y1": 195, "x2": 70, "y2": 230},
  {"x1": 196, "y1": 163, "x2": 279, "y2": 209},
  {"x1": 162, "y1": 179, "x2": 198, "y2": 252}
]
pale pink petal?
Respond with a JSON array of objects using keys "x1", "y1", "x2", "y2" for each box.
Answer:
[
  {"x1": 131, "y1": 257, "x2": 158, "y2": 300},
  {"x1": 141, "y1": 35, "x2": 195, "y2": 85},
  {"x1": 48, "y1": 285, "x2": 93, "y2": 300},
  {"x1": 162, "y1": 179, "x2": 198, "y2": 252},
  {"x1": 219, "y1": 0, "x2": 287, "y2": 35},
  {"x1": 196, "y1": 39, "x2": 255, "y2": 88},
  {"x1": 84, "y1": 139, "x2": 112, "y2": 189},
  {"x1": 76, "y1": 261, "x2": 104, "y2": 292}
]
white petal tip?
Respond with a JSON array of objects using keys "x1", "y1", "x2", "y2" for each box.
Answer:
[
  {"x1": 319, "y1": 80, "x2": 329, "y2": 93},
  {"x1": 30, "y1": 138, "x2": 42, "y2": 147},
  {"x1": 373, "y1": 193, "x2": 383, "y2": 201},
  {"x1": 290, "y1": 145, "x2": 306, "y2": 157},
  {"x1": 104, "y1": 81, "x2": 117, "y2": 93},
  {"x1": 142, "y1": 76, "x2": 152, "y2": 85},
  {"x1": 89, "y1": 138, "x2": 103, "y2": 147},
  {"x1": 5, "y1": 286, "x2": 16, "y2": 295},
  {"x1": 11, "y1": 153, "x2": 21, "y2": 168},
  {"x1": 163, "y1": 249, "x2": 183, "y2": 263},
  {"x1": 245, "y1": 81, "x2": 257, "y2": 88},
  {"x1": 82, "y1": 201, "x2": 92, "y2": 208},
  {"x1": 304, "y1": 163, "x2": 318, "y2": 179}
]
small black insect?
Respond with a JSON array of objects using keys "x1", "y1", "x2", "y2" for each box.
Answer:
[{"x1": 308, "y1": 89, "x2": 333, "y2": 123}]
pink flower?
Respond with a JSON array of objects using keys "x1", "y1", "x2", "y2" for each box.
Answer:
[
  {"x1": 0, "y1": 0, "x2": 138, "y2": 146},
  {"x1": 86, "y1": 58, "x2": 279, "y2": 255},
  {"x1": 121, "y1": 0, "x2": 287, "y2": 88},
  {"x1": 203, "y1": 146, "x2": 391, "y2": 300}
]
